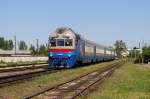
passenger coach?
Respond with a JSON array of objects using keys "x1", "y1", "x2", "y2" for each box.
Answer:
[{"x1": 48, "y1": 27, "x2": 115, "y2": 68}]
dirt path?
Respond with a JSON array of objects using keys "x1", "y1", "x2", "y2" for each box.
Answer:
[{"x1": 136, "y1": 64, "x2": 150, "y2": 69}]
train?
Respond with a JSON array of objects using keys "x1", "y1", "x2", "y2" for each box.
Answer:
[{"x1": 48, "y1": 27, "x2": 115, "y2": 68}]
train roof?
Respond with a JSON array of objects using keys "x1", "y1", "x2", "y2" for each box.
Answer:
[
  {"x1": 83, "y1": 39, "x2": 114, "y2": 50},
  {"x1": 50, "y1": 27, "x2": 81, "y2": 39},
  {"x1": 50, "y1": 27, "x2": 114, "y2": 50}
]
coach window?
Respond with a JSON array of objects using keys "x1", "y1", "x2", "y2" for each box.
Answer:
[
  {"x1": 65, "y1": 39, "x2": 73, "y2": 46},
  {"x1": 57, "y1": 39, "x2": 65, "y2": 46},
  {"x1": 50, "y1": 38, "x2": 56, "y2": 47}
]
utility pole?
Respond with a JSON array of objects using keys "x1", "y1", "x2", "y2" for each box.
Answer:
[
  {"x1": 130, "y1": 48, "x2": 132, "y2": 62},
  {"x1": 36, "y1": 38, "x2": 39, "y2": 56},
  {"x1": 141, "y1": 40, "x2": 144, "y2": 64},
  {"x1": 134, "y1": 48, "x2": 136, "y2": 59},
  {"x1": 14, "y1": 36, "x2": 16, "y2": 55},
  {"x1": 48, "y1": 37, "x2": 50, "y2": 49},
  {"x1": 139, "y1": 42, "x2": 141, "y2": 63}
]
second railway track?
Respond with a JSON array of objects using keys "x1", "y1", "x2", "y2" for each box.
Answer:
[
  {"x1": 24, "y1": 61, "x2": 125, "y2": 99},
  {"x1": 0, "y1": 69, "x2": 59, "y2": 88},
  {"x1": 0, "y1": 64, "x2": 48, "y2": 73},
  {"x1": 0, "y1": 64, "x2": 62, "y2": 88}
]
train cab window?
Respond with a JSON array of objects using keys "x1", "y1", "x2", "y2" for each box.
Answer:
[
  {"x1": 57, "y1": 39, "x2": 64, "y2": 46},
  {"x1": 50, "y1": 38, "x2": 56, "y2": 47},
  {"x1": 65, "y1": 39, "x2": 73, "y2": 46}
]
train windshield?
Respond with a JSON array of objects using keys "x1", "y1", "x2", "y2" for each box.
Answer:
[
  {"x1": 50, "y1": 38, "x2": 56, "y2": 47},
  {"x1": 50, "y1": 38, "x2": 73, "y2": 47},
  {"x1": 65, "y1": 39, "x2": 72, "y2": 46},
  {"x1": 57, "y1": 39, "x2": 65, "y2": 46}
]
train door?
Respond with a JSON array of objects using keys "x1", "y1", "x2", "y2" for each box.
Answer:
[
  {"x1": 93, "y1": 46, "x2": 96, "y2": 62},
  {"x1": 104, "y1": 48, "x2": 106, "y2": 61},
  {"x1": 80, "y1": 41, "x2": 85, "y2": 62}
]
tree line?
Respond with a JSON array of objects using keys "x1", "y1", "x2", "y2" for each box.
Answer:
[
  {"x1": 114, "y1": 40, "x2": 147, "y2": 57},
  {"x1": 110, "y1": 40, "x2": 150, "y2": 62},
  {"x1": 0, "y1": 37, "x2": 14, "y2": 50},
  {"x1": 0, "y1": 37, "x2": 48, "y2": 56},
  {"x1": 128, "y1": 45, "x2": 150, "y2": 58},
  {"x1": 29, "y1": 44, "x2": 48, "y2": 56},
  {"x1": 1, "y1": 36, "x2": 149, "y2": 58}
]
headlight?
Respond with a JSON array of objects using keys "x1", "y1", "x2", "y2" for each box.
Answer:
[
  {"x1": 68, "y1": 54, "x2": 71, "y2": 57},
  {"x1": 49, "y1": 52, "x2": 53, "y2": 56}
]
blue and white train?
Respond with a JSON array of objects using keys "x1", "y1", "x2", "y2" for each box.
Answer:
[{"x1": 48, "y1": 27, "x2": 115, "y2": 68}]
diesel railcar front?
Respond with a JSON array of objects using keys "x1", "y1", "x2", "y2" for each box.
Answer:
[{"x1": 48, "y1": 27, "x2": 115, "y2": 68}]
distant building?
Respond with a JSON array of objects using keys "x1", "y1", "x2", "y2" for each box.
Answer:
[{"x1": 121, "y1": 50, "x2": 129, "y2": 57}]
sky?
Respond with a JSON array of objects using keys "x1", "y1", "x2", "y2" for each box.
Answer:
[{"x1": 0, "y1": 0, "x2": 150, "y2": 48}]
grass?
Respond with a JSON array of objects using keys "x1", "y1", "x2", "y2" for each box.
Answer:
[
  {"x1": 0, "y1": 61, "x2": 117, "y2": 99},
  {"x1": 0, "y1": 60, "x2": 7, "y2": 65},
  {"x1": 79, "y1": 62, "x2": 150, "y2": 99}
]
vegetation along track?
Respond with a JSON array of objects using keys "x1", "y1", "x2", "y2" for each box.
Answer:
[
  {"x1": 24, "y1": 61, "x2": 125, "y2": 99},
  {"x1": 0, "y1": 65, "x2": 62, "y2": 87}
]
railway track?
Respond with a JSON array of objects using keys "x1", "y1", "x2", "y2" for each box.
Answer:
[
  {"x1": 0, "y1": 64, "x2": 48, "y2": 73},
  {"x1": 0, "y1": 62, "x2": 47, "y2": 68},
  {"x1": 0, "y1": 64, "x2": 63, "y2": 88},
  {"x1": 0, "y1": 69, "x2": 60, "y2": 88},
  {"x1": 24, "y1": 61, "x2": 124, "y2": 99}
]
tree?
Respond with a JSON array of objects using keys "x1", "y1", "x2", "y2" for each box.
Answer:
[
  {"x1": 0, "y1": 37, "x2": 5, "y2": 49},
  {"x1": 142, "y1": 46, "x2": 150, "y2": 63},
  {"x1": 142, "y1": 46, "x2": 150, "y2": 56},
  {"x1": 29, "y1": 44, "x2": 48, "y2": 56},
  {"x1": 129, "y1": 49, "x2": 141, "y2": 58},
  {"x1": 29, "y1": 44, "x2": 36, "y2": 55},
  {"x1": 3, "y1": 40, "x2": 9, "y2": 50},
  {"x1": 0, "y1": 37, "x2": 13, "y2": 50},
  {"x1": 114, "y1": 40, "x2": 127, "y2": 58},
  {"x1": 39, "y1": 44, "x2": 48, "y2": 56},
  {"x1": 18, "y1": 41, "x2": 28, "y2": 50},
  {"x1": 8, "y1": 40, "x2": 13, "y2": 50}
]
